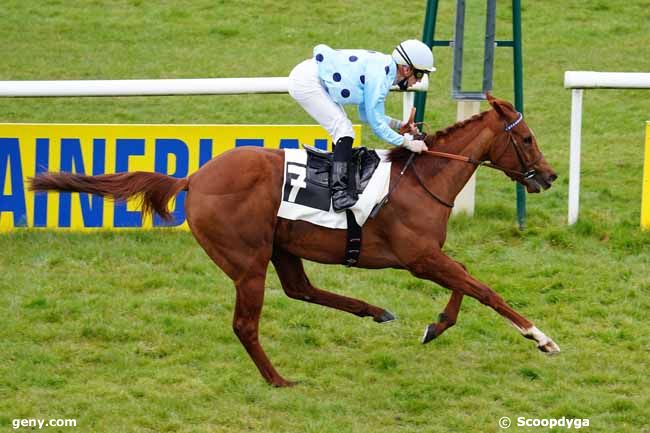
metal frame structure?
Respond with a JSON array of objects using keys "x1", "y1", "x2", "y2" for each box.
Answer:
[
  {"x1": 452, "y1": 0, "x2": 496, "y2": 100},
  {"x1": 415, "y1": 0, "x2": 528, "y2": 228}
]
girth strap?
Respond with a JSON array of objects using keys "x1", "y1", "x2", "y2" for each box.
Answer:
[{"x1": 344, "y1": 210, "x2": 362, "y2": 267}]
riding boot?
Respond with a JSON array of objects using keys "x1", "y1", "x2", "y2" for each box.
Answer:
[
  {"x1": 331, "y1": 136, "x2": 357, "y2": 212},
  {"x1": 332, "y1": 162, "x2": 360, "y2": 211}
]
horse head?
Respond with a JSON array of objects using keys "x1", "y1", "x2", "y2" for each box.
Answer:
[{"x1": 485, "y1": 93, "x2": 557, "y2": 193}]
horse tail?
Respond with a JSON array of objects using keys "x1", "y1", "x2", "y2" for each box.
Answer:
[{"x1": 30, "y1": 171, "x2": 189, "y2": 222}]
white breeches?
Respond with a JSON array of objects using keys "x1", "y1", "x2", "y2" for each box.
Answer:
[{"x1": 288, "y1": 59, "x2": 355, "y2": 143}]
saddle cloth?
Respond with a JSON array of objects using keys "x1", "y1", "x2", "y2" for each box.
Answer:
[{"x1": 277, "y1": 148, "x2": 391, "y2": 229}]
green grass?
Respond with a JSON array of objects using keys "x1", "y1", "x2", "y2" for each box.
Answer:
[
  {"x1": 1, "y1": 1, "x2": 650, "y2": 432},
  {"x1": 1, "y1": 228, "x2": 648, "y2": 432}
]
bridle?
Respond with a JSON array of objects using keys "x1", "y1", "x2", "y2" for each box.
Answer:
[
  {"x1": 399, "y1": 112, "x2": 542, "y2": 209},
  {"x1": 498, "y1": 112, "x2": 542, "y2": 180}
]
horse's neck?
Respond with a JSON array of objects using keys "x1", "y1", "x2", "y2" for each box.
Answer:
[{"x1": 427, "y1": 113, "x2": 496, "y2": 201}]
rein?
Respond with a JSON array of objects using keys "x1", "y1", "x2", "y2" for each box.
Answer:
[
  {"x1": 422, "y1": 112, "x2": 538, "y2": 180},
  {"x1": 422, "y1": 148, "x2": 534, "y2": 180}
]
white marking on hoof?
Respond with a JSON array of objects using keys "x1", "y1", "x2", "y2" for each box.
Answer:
[
  {"x1": 525, "y1": 326, "x2": 561, "y2": 355},
  {"x1": 421, "y1": 326, "x2": 430, "y2": 344},
  {"x1": 527, "y1": 326, "x2": 549, "y2": 345}
]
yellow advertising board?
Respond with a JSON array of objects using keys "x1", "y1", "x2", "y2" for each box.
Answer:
[
  {"x1": 0, "y1": 124, "x2": 361, "y2": 231},
  {"x1": 642, "y1": 122, "x2": 650, "y2": 229}
]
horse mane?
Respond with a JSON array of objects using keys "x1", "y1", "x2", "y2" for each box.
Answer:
[{"x1": 387, "y1": 110, "x2": 491, "y2": 164}]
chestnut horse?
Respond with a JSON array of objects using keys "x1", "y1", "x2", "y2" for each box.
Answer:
[{"x1": 31, "y1": 94, "x2": 559, "y2": 387}]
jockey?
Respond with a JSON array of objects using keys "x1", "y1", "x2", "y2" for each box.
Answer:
[{"x1": 288, "y1": 39, "x2": 435, "y2": 211}]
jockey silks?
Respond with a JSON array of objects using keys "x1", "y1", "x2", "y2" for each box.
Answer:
[{"x1": 288, "y1": 44, "x2": 403, "y2": 147}]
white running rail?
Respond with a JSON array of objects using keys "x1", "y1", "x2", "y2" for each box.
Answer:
[
  {"x1": 564, "y1": 71, "x2": 650, "y2": 225},
  {"x1": 0, "y1": 76, "x2": 428, "y2": 122}
]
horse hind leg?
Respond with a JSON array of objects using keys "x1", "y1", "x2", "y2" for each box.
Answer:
[
  {"x1": 188, "y1": 234, "x2": 294, "y2": 386},
  {"x1": 271, "y1": 249, "x2": 396, "y2": 323},
  {"x1": 185, "y1": 202, "x2": 294, "y2": 386},
  {"x1": 233, "y1": 274, "x2": 296, "y2": 387}
]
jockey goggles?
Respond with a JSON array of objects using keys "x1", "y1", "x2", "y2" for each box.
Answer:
[{"x1": 412, "y1": 69, "x2": 430, "y2": 79}]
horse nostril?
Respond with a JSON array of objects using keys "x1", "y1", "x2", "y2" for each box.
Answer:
[{"x1": 548, "y1": 174, "x2": 558, "y2": 183}]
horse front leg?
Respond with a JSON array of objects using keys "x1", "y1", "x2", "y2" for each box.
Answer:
[
  {"x1": 409, "y1": 249, "x2": 560, "y2": 354},
  {"x1": 421, "y1": 291, "x2": 464, "y2": 344}
]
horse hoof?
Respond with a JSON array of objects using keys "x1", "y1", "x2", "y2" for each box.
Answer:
[
  {"x1": 375, "y1": 310, "x2": 396, "y2": 324},
  {"x1": 538, "y1": 339, "x2": 561, "y2": 355},
  {"x1": 272, "y1": 379, "x2": 298, "y2": 388},
  {"x1": 421, "y1": 324, "x2": 437, "y2": 344}
]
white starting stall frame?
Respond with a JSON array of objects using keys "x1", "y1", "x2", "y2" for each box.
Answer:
[
  {"x1": 564, "y1": 71, "x2": 650, "y2": 225},
  {"x1": 0, "y1": 76, "x2": 427, "y2": 124}
]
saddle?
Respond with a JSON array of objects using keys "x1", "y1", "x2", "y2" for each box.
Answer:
[
  {"x1": 303, "y1": 145, "x2": 381, "y2": 194},
  {"x1": 302, "y1": 145, "x2": 381, "y2": 267}
]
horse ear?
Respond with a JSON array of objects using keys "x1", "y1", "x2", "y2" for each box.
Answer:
[{"x1": 487, "y1": 93, "x2": 506, "y2": 116}]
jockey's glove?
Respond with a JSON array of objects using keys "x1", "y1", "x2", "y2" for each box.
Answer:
[{"x1": 402, "y1": 134, "x2": 427, "y2": 153}]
